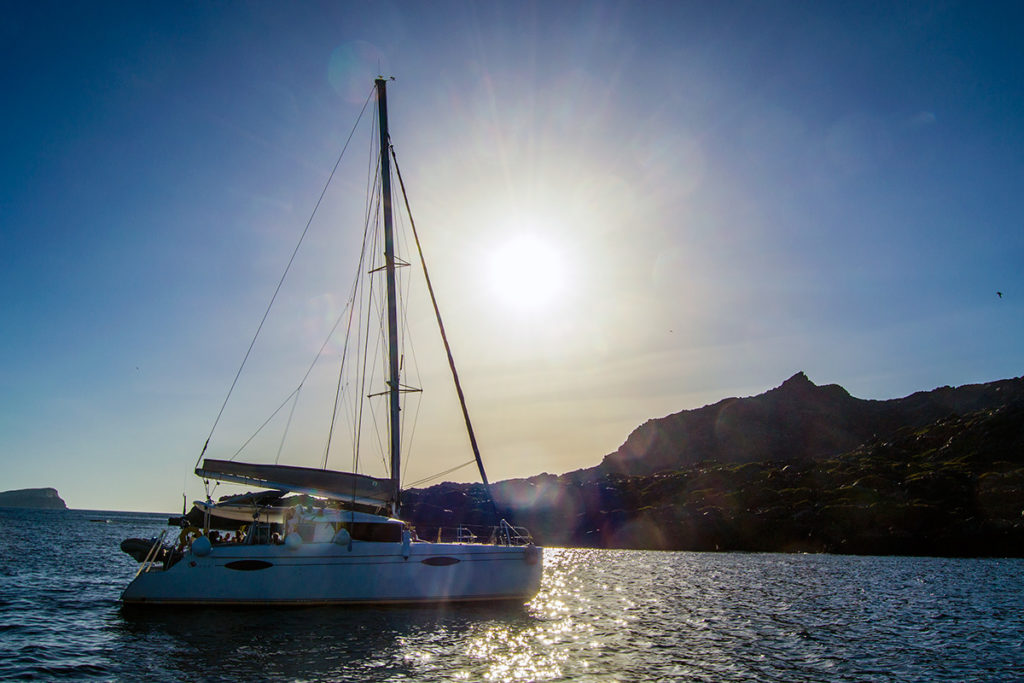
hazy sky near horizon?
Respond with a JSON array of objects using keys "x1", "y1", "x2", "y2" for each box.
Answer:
[{"x1": 3, "y1": 1, "x2": 1022, "y2": 512}]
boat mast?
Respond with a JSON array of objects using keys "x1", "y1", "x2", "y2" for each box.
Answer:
[{"x1": 376, "y1": 77, "x2": 402, "y2": 515}]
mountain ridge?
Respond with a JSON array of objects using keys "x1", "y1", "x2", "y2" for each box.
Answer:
[
  {"x1": 599, "y1": 372, "x2": 1024, "y2": 474},
  {"x1": 401, "y1": 372, "x2": 1024, "y2": 556}
]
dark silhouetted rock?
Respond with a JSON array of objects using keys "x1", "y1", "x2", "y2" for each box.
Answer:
[
  {"x1": 401, "y1": 373, "x2": 1024, "y2": 557},
  {"x1": 0, "y1": 488, "x2": 67, "y2": 509},
  {"x1": 600, "y1": 372, "x2": 1024, "y2": 475}
]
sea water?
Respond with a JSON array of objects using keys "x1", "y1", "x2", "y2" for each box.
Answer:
[{"x1": 1, "y1": 507, "x2": 1021, "y2": 682}]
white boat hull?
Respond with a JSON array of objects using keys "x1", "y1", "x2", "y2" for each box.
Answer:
[{"x1": 122, "y1": 540, "x2": 542, "y2": 606}]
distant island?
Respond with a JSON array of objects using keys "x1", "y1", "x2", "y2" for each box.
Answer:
[
  {"x1": 0, "y1": 487, "x2": 67, "y2": 509},
  {"x1": 402, "y1": 372, "x2": 1024, "y2": 558}
]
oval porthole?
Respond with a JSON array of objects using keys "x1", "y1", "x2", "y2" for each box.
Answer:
[
  {"x1": 421, "y1": 556, "x2": 460, "y2": 566},
  {"x1": 224, "y1": 560, "x2": 274, "y2": 571}
]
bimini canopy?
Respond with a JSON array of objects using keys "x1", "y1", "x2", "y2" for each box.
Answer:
[{"x1": 196, "y1": 459, "x2": 394, "y2": 508}]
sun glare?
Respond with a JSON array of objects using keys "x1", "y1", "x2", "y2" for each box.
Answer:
[{"x1": 486, "y1": 234, "x2": 566, "y2": 313}]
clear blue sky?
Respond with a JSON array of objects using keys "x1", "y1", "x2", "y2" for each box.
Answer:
[{"x1": 2, "y1": 1, "x2": 1022, "y2": 511}]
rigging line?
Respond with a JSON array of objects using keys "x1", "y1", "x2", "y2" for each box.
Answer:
[
  {"x1": 390, "y1": 148, "x2": 501, "y2": 524},
  {"x1": 231, "y1": 281, "x2": 355, "y2": 464},
  {"x1": 320, "y1": 310, "x2": 361, "y2": 469},
  {"x1": 322, "y1": 161, "x2": 377, "y2": 471},
  {"x1": 229, "y1": 385, "x2": 302, "y2": 460},
  {"x1": 390, "y1": 190, "x2": 414, "y2": 473},
  {"x1": 275, "y1": 385, "x2": 302, "y2": 465},
  {"x1": 354, "y1": 172, "x2": 384, "y2": 477},
  {"x1": 389, "y1": 168, "x2": 419, "y2": 485},
  {"x1": 195, "y1": 86, "x2": 376, "y2": 469},
  {"x1": 397, "y1": 292, "x2": 416, "y2": 483},
  {"x1": 345, "y1": 124, "x2": 379, "y2": 475},
  {"x1": 300, "y1": 298, "x2": 356, "y2": 387},
  {"x1": 396, "y1": 261, "x2": 425, "y2": 484},
  {"x1": 322, "y1": 345, "x2": 347, "y2": 470},
  {"x1": 370, "y1": 283, "x2": 392, "y2": 476},
  {"x1": 401, "y1": 379, "x2": 424, "y2": 484},
  {"x1": 368, "y1": 196, "x2": 394, "y2": 477},
  {"x1": 404, "y1": 459, "x2": 477, "y2": 489}
]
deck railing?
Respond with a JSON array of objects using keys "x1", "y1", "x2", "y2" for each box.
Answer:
[{"x1": 421, "y1": 520, "x2": 534, "y2": 546}]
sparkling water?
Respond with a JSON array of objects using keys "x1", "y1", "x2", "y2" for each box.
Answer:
[{"x1": 1, "y1": 508, "x2": 1021, "y2": 681}]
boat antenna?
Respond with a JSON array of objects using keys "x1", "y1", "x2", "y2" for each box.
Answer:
[
  {"x1": 390, "y1": 147, "x2": 502, "y2": 526},
  {"x1": 376, "y1": 77, "x2": 403, "y2": 516}
]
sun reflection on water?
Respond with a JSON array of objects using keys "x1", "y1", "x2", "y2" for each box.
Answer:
[
  {"x1": 446, "y1": 548, "x2": 631, "y2": 682},
  {"x1": 453, "y1": 549, "x2": 571, "y2": 681}
]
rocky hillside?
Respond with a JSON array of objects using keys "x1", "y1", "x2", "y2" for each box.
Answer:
[
  {"x1": 600, "y1": 372, "x2": 1024, "y2": 474},
  {"x1": 401, "y1": 374, "x2": 1024, "y2": 557},
  {"x1": 0, "y1": 488, "x2": 67, "y2": 509}
]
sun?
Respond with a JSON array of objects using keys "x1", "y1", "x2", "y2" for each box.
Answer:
[{"x1": 486, "y1": 234, "x2": 566, "y2": 313}]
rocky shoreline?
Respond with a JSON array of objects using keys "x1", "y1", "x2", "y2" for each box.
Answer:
[{"x1": 402, "y1": 375, "x2": 1024, "y2": 557}]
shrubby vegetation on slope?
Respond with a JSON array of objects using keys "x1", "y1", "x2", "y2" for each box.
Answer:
[{"x1": 403, "y1": 376, "x2": 1024, "y2": 557}]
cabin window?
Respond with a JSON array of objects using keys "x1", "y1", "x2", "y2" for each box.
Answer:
[{"x1": 344, "y1": 522, "x2": 403, "y2": 543}]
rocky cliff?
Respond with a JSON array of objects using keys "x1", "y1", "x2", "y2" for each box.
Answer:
[
  {"x1": 0, "y1": 488, "x2": 68, "y2": 509},
  {"x1": 600, "y1": 372, "x2": 1024, "y2": 474}
]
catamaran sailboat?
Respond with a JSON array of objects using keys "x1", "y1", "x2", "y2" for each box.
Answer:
[{"x1": 120, "y1": 79, "x2": 542, "y2": 606}]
